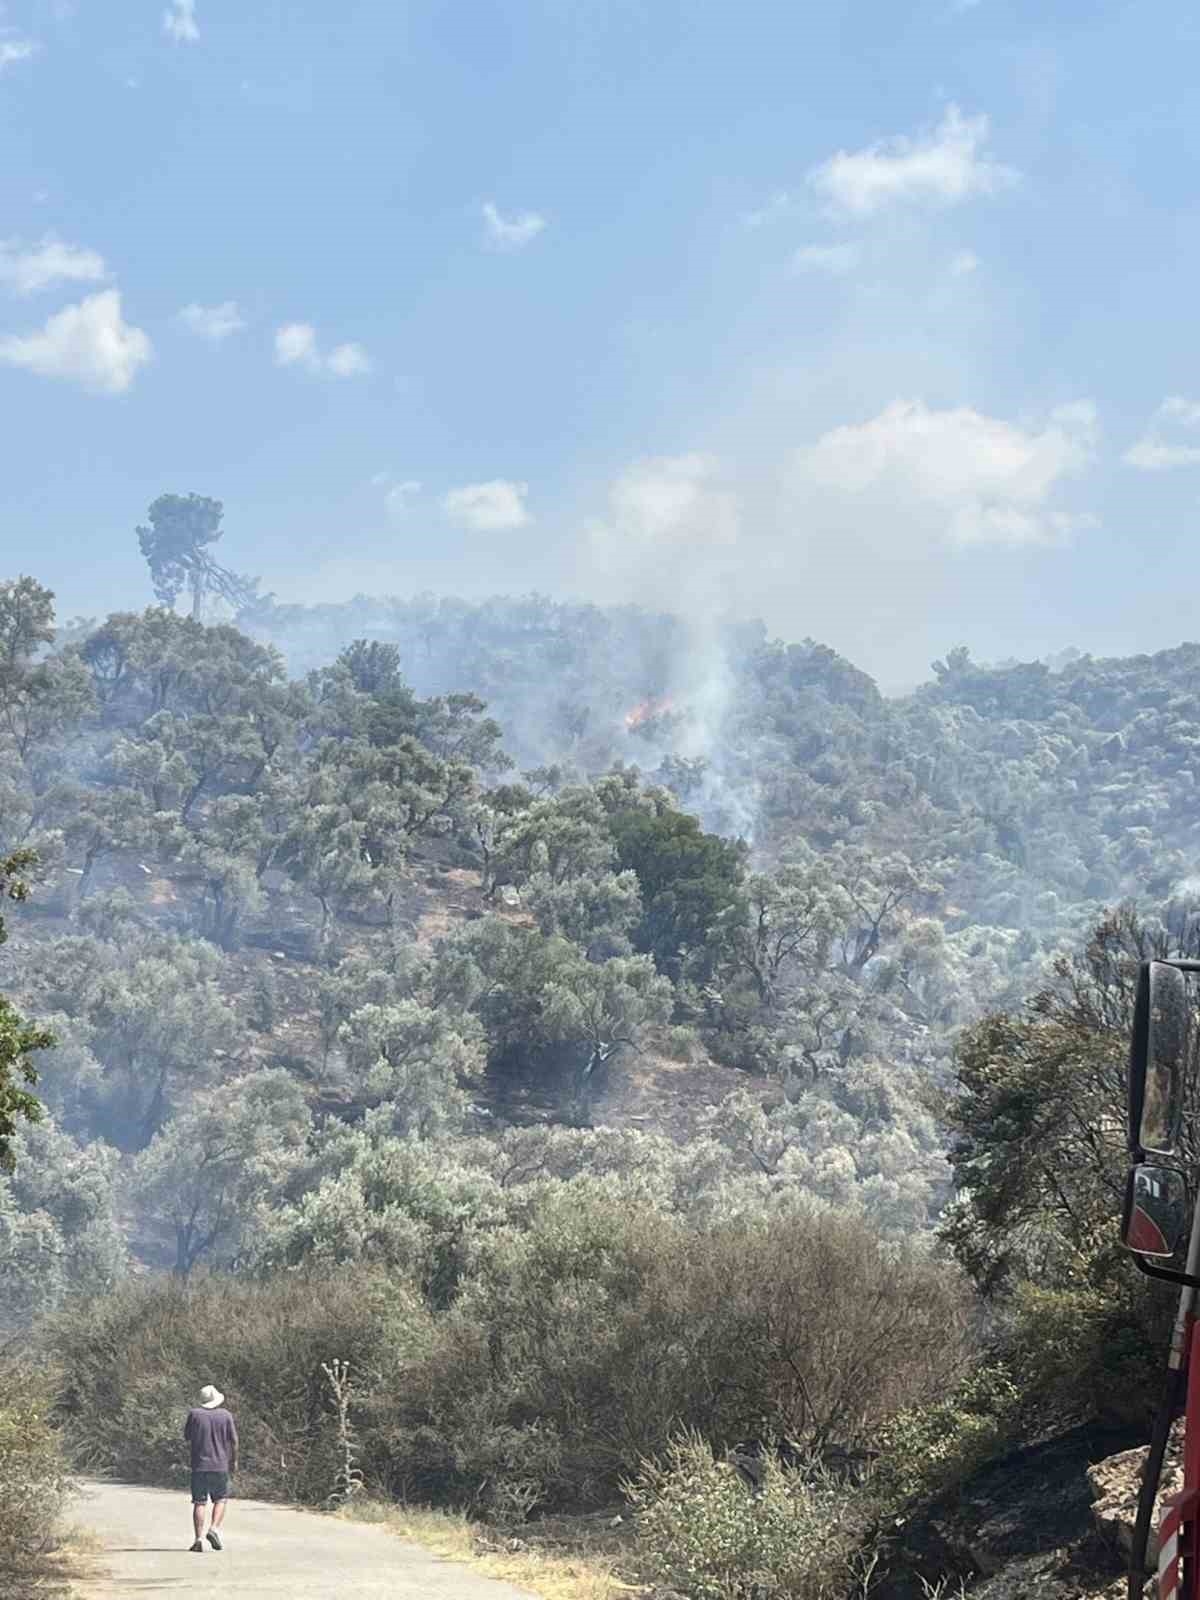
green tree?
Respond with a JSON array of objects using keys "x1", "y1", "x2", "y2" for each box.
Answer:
[
  {"x1": 490, "y1": 786, "x2": 615, "y2": 892},
  {"x1": 136, "y1": 493, "x2": 258, "y2": 620},
  {"x1": 0, "y1": 575, "x2": 56, "y2": 677},
  {"x1": 132, "y1": 1069, "x2": 311, "y2": 1275},
  {"x1": 0, "y1": 578, "x2": 96, "y2": 852},
  {"x1": 1, "y1": 1118, "x2": 127, "y2": 1327},
  {"x1": 0, "y1": 851, "x2": 53, "y2": 1173},
  {"x1": 59, "y1": 783, "x2": 149, "y2": 902},
  {"x1": 337, "y1": 1001, "x2": 480, "y2": 1136},
  {"x1": 608, "y1": 805, "x2": 747, "y2": 978},
  {"x1": 940, "y1": 905, "x2": 1199, "y2": 1293},
  {"x1": 247, "y1": 1129, "x2": 506, "y2": 1300},
  {"x1": 825, "y1": 844, "x2": 944, "y2": 978},
  {"x1": 158, "y1": 791, "x2": 290, "y2": 950},
  {"x1": 438, "y1": 919, "x2": 672, "y2": 1116},
  {"x1": 290, "y1": 734, "x2": 481, "y2": 927},
  {"x1": 338, "y1": 638, "x2": 406, "y2": 697},
  {"x1": 523, "y1": 868, "x2": 642, "y2": 957},
  {"x1": 280, "y1": 802, "x2": 373, "y2": 941},
  {"x1": 83, "y1": 936, "x2": 238, "y2": 1146},
  {"x1": 712, "y1": 853, "x2": 851, "y2": 1009}
]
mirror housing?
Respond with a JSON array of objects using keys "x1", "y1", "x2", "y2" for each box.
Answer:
[
  {"x1": 1129, "y1": 961, "x2": 1190, "y2": 1156},
  {"x1": 1122, "y1": 1164, "x2": 1190, "y2": 1259}
]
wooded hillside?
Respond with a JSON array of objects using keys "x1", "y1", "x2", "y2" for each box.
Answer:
[{"x1": 1, "y1": 573, "x2": 1194, "y2": 1597}]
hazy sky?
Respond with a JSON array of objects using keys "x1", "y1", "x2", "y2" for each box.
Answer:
[{"x1": 3, "y1": 0, "x2": 1200, "y2": 688}]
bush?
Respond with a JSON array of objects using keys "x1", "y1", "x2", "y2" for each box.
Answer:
[
  {"x1": 248, "y1": 967, "x2": 278, "y2": 1033},
  {"x1": 50, "y1": 1268, "x2": 430, "y2": 1505},
  {"x1": 51, "y1": 1198, "x2": 974, "y2": 1521},
  {"x1": 871, "y1": 1364, "x2": 1020, "y2": 1509},
  {"x1": 0, "y1": 1358, "x2": 72, "y2": 1579},
  {"x1": 625, "y1": 1430, "x2": 856, "y2": 1600},
  {"x1": 379, "y1": 1193, "x2": 972, "y2": 1509},
  {"x1": 1002, "y1": 1278, "x2": 1173, "y2": 1430},
  {"x1": 662, "y1": 1024, "x2": 696, "y2": 1062}
]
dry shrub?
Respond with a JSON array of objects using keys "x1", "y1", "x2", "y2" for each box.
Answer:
[
  {"x1": 0, "y1": 1355, "x2": 72, "y2": 1582},
  {"x1": 678, "y1": 1214, "x2": 973, "y2": 1452},
  {"x1": 379, "y1": 1192, "x2": 972, "y2": 1507},
  {"x1": 51, "y1": 1196, "x2": 973, "y2": 1522},
  {"x1": 50, "y1": 1268, "x2": 429, "y2": 1504}
]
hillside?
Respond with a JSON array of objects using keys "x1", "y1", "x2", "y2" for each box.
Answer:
[
  {"x1": 3, "y1": 580, "x2": 1198, "y2": 1276},
  {"x1": 2, "y1": 576, "x2": 1197, "y2": 1598}
]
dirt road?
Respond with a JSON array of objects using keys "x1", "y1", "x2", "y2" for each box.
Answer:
[{"x1": 69, "y1": 1480, "x2": 540, "y2": 1599}]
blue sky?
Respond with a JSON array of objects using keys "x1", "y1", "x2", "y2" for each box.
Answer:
[{"x1": 3, "y1": 0, "x2": 1200, "y2": 688}]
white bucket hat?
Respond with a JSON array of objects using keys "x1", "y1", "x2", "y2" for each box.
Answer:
[{"x1": 199, "y1": 1385, "x2": 225, "y2": 1409}]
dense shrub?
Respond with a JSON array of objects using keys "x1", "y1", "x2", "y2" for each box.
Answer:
[
  {"x1": 357, "y1": 1194, "x2": 972, "y2": 1508},
  {"x1": 871, "y1": 1364, "x2": 1020, "y2": 1509},
  {"x1": 51, "y1": 1268, "x2": 430, "y2": 1504},
  {"x1": 625, "y1": 1430, "x2": 857, "y2": 1600},
  {"x1": 51, "y1": 1199, "x2": 973, "y2": 1518},
  {"x1": 1001, "y1": 1278, "x2": 1174, "y2": 1430},
  {"x1": 0, "y1": 1358, "x2": 72, "y2": 1580}
]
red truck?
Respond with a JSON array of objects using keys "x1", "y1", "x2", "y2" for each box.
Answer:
[{"x1": 1122, "y1": 958, "x2": 1200, "y2": 1598}]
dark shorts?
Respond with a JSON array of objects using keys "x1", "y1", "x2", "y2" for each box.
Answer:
[{"x1": 190, "y1": 1471, "x2": 230, "y2": 1504}]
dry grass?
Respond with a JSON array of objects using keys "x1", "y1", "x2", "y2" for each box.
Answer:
[
  {"x1": 592, "y1": 1047, "x2": 745, "y2": 1143},
  {"x1": 337, "y1": 1499, "x2": 646, "y2": 1600},
  {"x1": 0, "y1": 1524, "x2": 101, "y2": 1600}
]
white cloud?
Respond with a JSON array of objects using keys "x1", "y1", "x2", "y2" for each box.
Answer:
[
  {"x1": 275, "y1": 322, "x2": 320, "y2": 369},
  {"x1": 808, "y1": 104, "x2": 1018, "y2": 216},
  {"x1": 327, "y1": 341, "x2": 372, "y2": 378},
  {"x1": 1124, "y1": 396, "x2": 1200, "y2": 471},
  {"x1": 1161, "y1": 395, "x2": 1200, "y2": 425},
  {"x1": 582, "y1": 454, "x2": 743, "y2": 617},
  {"x1": 163, "y1": 0, "x2": 199, "y2": 43},
  {"x1": 0, "y1": 289, "x2": 153, "y2": 394},
  {"x1": 0, "y1": 37, "x2": 37, "y2": 72},
  {"x1": 797, "y1": 397, "x2": 1096, "y2": 546},
  {"x1": 793, "y1": 242, "x2": 860, "y2": 276},
  {"x1": 605, "y1": 454, "x2": 739, "y2": 550},
  {"x1": 949, "y1": 249, "x2": 980, "y2": 275},
  {"x1": 442, "y1": 479, "x2": 530, "y2": 531},
  {"x1": 176, "y1": 300, "x2": 246, "y2": 341},
  {"x1": 0, "y1": 236, "x2": 107, "y2": 296},
  {"x1": 1125, "y1": 441, "x2": 1200, "y2": 471},
  {"x1": 481, "y1": 202, "x2": 547, "y2": 253},
  {"x1": 274, "y1": 323, "x2": 371, "y2": 377}
]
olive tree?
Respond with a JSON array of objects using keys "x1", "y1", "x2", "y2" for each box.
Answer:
[
  {"x1": 132, "y1": 1069, "x2": 312, "y2": 1275},
  {"x1": 0, "y1": 850, "x2": 53, "y2": 1172}
]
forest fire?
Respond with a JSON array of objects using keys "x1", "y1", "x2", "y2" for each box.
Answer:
[{"x1": 624, "y1": 696, "x2": 674, "y2": 730}]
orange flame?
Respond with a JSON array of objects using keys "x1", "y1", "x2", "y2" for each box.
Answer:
[{"x1": 624, "y1": 696, "x2": 674, "y2": 730}]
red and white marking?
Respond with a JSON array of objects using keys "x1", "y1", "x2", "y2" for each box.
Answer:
[{"x1": 1159, "y1": 1502, "x2": 1181, "y2": 1599}]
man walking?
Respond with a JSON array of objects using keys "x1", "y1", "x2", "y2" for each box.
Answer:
[{"x1": 184, "y1": 1384, "x2": 238, "y2": 1553}]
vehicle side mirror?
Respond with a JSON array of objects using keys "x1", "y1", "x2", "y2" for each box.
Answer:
[
  {"x1": 1122, "y1": 1164, "x2": 1191, "y2": 1258},
  {"x1": 1129, "y1": 961, "x2": 1190, "y2": 1156}
]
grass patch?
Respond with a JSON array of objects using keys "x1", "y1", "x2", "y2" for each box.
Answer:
[
  {"x1": 337, "y1": 1497, "x2": 640, "y2": 1600},
  {"x1": 0, "y1": 1523, "x2": 98, "y2": 1600}
]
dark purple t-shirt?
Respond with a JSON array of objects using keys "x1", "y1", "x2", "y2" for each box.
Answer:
[{"x1": 184, "y1": 1406, "x2": 238, "y2": 1472}]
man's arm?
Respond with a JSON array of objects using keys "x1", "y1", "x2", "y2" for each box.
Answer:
[
  {"x1": 184, "y1": 1412, "x2": 193, "y2": 1443},
  {"x1": 230, "y1": 1418, "x2": 239, "y2": 1474}
]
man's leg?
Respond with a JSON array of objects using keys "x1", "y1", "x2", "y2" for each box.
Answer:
[
  {"x1": 206, "y1": 1476, "x2": 228, "y2": 1549},
  {"x1": 191, "y1": 1497, "x2": 206, "y2": 1547}
]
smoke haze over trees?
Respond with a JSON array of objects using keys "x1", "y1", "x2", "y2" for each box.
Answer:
[{"x1": 2, "y1": 552, "x2": 1197, "y2": 1595}]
